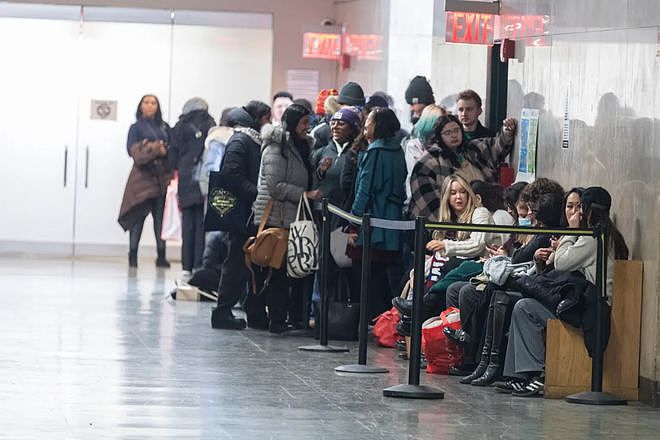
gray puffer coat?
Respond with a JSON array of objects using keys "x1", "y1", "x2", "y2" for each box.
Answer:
[{"x1": 253, "y1": 124, "x2": 316, "y2": 229}]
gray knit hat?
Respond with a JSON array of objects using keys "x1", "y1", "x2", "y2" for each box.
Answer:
[{"x1": 182, "y1": 97, "x2": 209, "y2": 115}]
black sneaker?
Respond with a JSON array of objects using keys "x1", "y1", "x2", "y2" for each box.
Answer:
[
  {"x1": 211, "y1": 309, "x2": 246, "y2": 330},
  {"x1": 512, "y1": 376, "x2": 544, "y2": 397},
  {"x1": 443, "y1": 327, "x2": 471, "y2": 345},
  {"x1": 494, "y1": 378, "x2": 528, "y2": 394}
]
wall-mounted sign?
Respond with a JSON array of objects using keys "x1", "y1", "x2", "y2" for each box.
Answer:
[
  {"x1": 303, "y1": 32, "x2": 341, "y2": 60},
  {"x1": 302, "y1": 32, "x2": 382, "y2": 61},
  {"x1": 517, "y1": 108, "x2": 539, "y2": 181},
  {"x1": 90, "y1": 100, "x2": 117, "y2": 121},
  {"x1": 445, "y1": 12, "x2": 549, "y2": 45}
]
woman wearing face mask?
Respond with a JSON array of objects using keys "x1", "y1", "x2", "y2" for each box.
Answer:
[
  {"x1": 497, "y1": 186, "x2": 628, "y2": 397},
  {"x1": 409, "y1": 114, "x2": 517, "y2": 220},
  {"x1": 119, "y1": 94, "x2": 173, "y2": 268},
  {"x1": 253, "y1": 104, "x2": 321, "y2": 333}
]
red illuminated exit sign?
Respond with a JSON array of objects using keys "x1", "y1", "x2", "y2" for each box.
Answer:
[
  {"x1": 446, "y1": 12, "x2": 548, "y2": 45},
  {"x1": 302, "y1": 32, "x2": 382, "y2": 60}
]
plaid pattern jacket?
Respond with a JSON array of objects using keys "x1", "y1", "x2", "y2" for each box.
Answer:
[{"x1": 408, "y1": 131, "x2": 514, "y2": 220}]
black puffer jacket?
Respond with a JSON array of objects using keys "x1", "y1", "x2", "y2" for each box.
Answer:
[
  {"x1": 169, "y1": 109, "x2": 216, "y2": 208},
  {"x1": 218, "y1": 108, "x2": 263, "y2": 204}
]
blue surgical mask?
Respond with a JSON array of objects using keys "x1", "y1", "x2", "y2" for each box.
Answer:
[{"x1": 518, "y1": 217, "x2": 532, "y2": 227}]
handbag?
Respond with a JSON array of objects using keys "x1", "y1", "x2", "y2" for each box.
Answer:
[
  {"x1": 287, "y1": 193, "x2": 320, "y2": 278},
  {"x1": 243, "y1": 199, "x2": 288, "y2": 293},
  {"x1": 325, "y1": 273, "x2": 359, "y2": 341},
  {"x1": 330, "y1": 228, "x2": 352, "y2": 268},
  {"x1": 204, "y1": 171, "x2": 252, "y2": 233}
]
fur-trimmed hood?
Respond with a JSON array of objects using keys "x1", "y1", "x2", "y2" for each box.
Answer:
[{"x1": 260, "y1": 123, "x2": 313, "y2": 152}]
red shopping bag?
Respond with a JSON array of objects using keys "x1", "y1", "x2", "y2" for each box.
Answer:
[
  {"x1": 421, "y1": 307, "x2": 463, "y2": 374},
  {"x1": 372, "y1": 307, "x2": 400, "y2": 348}
]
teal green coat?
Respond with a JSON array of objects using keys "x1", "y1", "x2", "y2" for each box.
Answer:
[{"x1": 351, "y1": 137, "x2": 407, "y2": 251}]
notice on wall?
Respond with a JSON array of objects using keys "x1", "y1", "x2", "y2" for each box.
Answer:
[
  {"x1": 91, "y1": 100, "x2": 117, "y2": 121},
  {"x1": 286, "y1": 69, "x2": 320, "y2": 104},
  {"x1": 516, "y1": 108, "x2": 539, "y2": 182}
]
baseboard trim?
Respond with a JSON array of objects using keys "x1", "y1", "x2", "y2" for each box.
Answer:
[
  {"x1": 0, "y1": 240, "x2": 180, "y2": 258},
  {"x1": 639, "y1": 376, "x2": 660, "y2": 407}
]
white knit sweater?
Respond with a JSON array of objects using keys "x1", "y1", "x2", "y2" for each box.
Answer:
[
  {"x1": 555, "y1": 235, "x2": 615, "y2": 297},
  {"x1": 442, "y1": 207, "x2": 495, "y2": 258}
]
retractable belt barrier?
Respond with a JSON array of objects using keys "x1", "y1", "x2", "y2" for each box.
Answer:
[{"x1": 302, "y1": 200, "x2": 618, "y2": 404}]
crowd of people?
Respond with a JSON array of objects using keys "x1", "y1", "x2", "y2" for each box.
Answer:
[{"x1": 118, "y1": 76, "x2": 628, "y2": 398}]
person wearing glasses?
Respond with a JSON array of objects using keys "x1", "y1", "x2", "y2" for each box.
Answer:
[{"x1": 408, "y1": 114, "x2": 517, "y2": 221}]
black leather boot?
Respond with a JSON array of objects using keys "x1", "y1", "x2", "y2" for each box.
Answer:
[
  {"x1": 459, "y1": 303, "x2": 493, "y2": 384},
  {"x1": 128, "y1": 250, "x2": 138, "y2": 268},
  {"x1": 156, "y1": 248, "x2": 170, "y2": 268},
  {"x1": 472, "y1": 292, "x2": 510, "y2": 386}
]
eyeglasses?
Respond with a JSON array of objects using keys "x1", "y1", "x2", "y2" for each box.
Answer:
[{"x1": 441, "y1": 127, "x2": 461, "y2": 136}]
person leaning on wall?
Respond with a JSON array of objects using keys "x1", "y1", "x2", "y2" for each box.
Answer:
[{"x1": 118, "y1": 94, "x2": 173, "y2": 268}]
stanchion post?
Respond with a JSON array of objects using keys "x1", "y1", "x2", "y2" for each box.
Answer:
[
  {"x1": 383, "y1": 217, "x2": 443, "y2": 398},
  {"x1": 299, "y1": 199, "x2": 349, "y2": 353},
  {"x1": 335, "y1": 213, "x2": 388, "y2": 373},
  {"x1": 566, "y1": 223, "x2": 626, "y2": 405},
  {"x1": 319, "y1": 198, "x2": 331, "y2": 346}
]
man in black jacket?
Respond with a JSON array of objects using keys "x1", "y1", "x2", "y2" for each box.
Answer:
[
  {"x1": 211, "y1": 101, "x2": 271, "y2": 330},
  {"x1": 456, "y1": 89, "x2": 496, "y2": 141}
]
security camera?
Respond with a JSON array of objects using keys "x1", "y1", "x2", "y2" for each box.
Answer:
[{"x1": 321, "y1": 18, "x2": 335, "y2": 26}]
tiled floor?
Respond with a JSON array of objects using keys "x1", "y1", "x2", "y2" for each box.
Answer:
[{"x1": 0, "y1": 256, "x2": 659, "y2": 439}]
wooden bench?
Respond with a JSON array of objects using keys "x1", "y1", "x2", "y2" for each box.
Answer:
[{"x1": 545, "y1": 260, "x2": 643, "y2": 400}]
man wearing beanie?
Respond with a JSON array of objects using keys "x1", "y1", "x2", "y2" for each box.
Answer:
[
  {"x1": 405, "y1": 75, "x2": 435, "y2": 125},
  {"x1": 337, "y1": 81, "x2": 366, "y2": 107},
  {"x1": 456, "y1": 89, "x2": 495, "y2": 140}
]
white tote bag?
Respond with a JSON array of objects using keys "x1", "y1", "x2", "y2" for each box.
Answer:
[
  {"x1": 287, "y1": 193, "x2": 320, "y2": 278},
  {"x1": 330, "y1": 228, "x2": 352, "y2": 268}
]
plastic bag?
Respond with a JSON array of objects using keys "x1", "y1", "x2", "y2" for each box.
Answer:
[
  {"x1": 161, "y1": 174, "x2": 182, "y2": 241},
  {"x1": 421, "y1": 307, "x2": 463, "y2": 374},
  {"x1": 372, "y1": 307, "x2": 400, "y2": 347}
]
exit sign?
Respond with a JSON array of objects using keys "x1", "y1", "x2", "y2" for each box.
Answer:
[{"x1": 445, "y1": 12, "x2": 549, "y2": 45}]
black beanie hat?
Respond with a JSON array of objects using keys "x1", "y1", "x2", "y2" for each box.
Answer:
[
  {"x1": 282, "y1": 103, "x2": 311, "y2": 134},
  {"x1": 337, "y1": 81, "x2": 366, "y2": 106},
  {"x1": 365, "y1": 94, "x2": 389, "y2": 111},
  {"x1": 405, "y1": 75, "x2": 435, "y2": 105},
  {"x1": 581, "y1": 186, "x2": 612, "y2": 210}
]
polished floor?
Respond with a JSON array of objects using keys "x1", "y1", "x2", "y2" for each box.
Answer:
[{"x1": 1, "y1": 256, "x2": 659, "y2": 439}]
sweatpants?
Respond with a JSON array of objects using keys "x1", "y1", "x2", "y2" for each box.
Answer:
[{"x1": 503, "y1": 298, "x2": 555, "y2": 378}]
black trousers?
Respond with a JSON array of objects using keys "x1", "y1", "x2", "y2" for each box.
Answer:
[
  {"x1": 181, "y1": 204, "x2": 205, "y2": 271},
  {"x1": 255, "y1": 266, "x2": 289, "y2": 327},
  {"x1": 129, "y1": 196, "x2": 166, "y2": 255},
  {"x1": 215, "y1": 231, "x2": 251, "y2": 315},
  {"x1": 288, "y1": 275, "x2": 314, "y2": 327}
]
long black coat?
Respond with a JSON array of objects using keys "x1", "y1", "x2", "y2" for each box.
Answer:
[{"x1": 169, "y1": 110, "x2": 216, "y2": 208}]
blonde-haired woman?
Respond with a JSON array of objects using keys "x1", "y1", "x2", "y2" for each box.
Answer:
[
  {"x1": 393, "y1": 174, "x2": 496, "y2": 317},
  {"x1": 426, "y1": 174, "x2": 495, "y2": 257}
]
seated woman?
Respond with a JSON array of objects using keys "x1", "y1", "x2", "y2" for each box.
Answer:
[
  {"x1": 495, "y1": 186, "x2": 628, "y2": 397},
  {"x1": 393, "y1": 174, "x2": 498, "y2": 317}
]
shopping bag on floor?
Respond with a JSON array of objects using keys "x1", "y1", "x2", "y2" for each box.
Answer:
[
  {"x1": 421, "y1": 307, "x2": 463, "y2": 374},
  {"x1": 161, "y1": 173, "x2": 182, "y2": 241}
]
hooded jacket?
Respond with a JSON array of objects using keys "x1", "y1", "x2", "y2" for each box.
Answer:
[
  {"x1": 351, "y1": 137, "x2": 407, "y2": 252},
  {"x1": 198, "y1": 125, "x2": 234, "y2": 197},
  {"x1": 253, "y1": 124, "x2": 316, "y2": 228},
  {"x1": 169, "y1": 109, "x2": 216, "y2": 208},
  {"x1": 217, "y1": 108, "x2": 263, "y2": 206}
]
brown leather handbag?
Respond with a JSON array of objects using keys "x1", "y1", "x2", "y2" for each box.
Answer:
[{"x1": 243, "y1": 200, "x2": 288, "y2": 293}]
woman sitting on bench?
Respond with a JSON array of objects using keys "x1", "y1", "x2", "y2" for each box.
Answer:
[{"x1": 495, "y1": 186, "x2": 628, "y2": 397}]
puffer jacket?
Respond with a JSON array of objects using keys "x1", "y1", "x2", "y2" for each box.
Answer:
[{"x1": 253, "y1": 124, "x2": 316, "y2": 229}]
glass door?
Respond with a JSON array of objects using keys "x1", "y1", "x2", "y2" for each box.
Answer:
[{"x1": 0, "y1": 7, "x2": 81, "y2": 254}]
